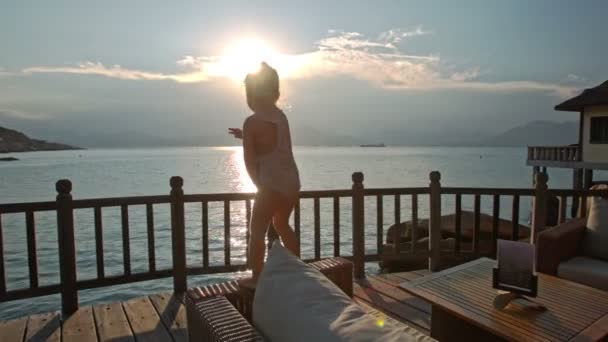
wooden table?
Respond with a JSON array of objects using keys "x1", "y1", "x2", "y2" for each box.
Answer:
[{"x1": 400, "y1": 258, "x2": 608, "y2": 341}]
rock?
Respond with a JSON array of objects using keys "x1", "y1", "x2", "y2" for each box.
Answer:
[{"x1": 386, "y1": 210, "x2": 531, "y2": 245}]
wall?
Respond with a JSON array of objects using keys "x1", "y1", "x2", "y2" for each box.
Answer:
[{"x1": 582, "y1": 105, "x2": 608, "y2": 162}]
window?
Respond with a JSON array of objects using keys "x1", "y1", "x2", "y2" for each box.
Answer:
[{"x1": 590, "y1": 117, "x2": 608, "y2": 144}]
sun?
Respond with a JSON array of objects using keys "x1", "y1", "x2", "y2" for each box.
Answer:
[
  {"x1": 212, "y1": 37, "x2": 303, "y2": 81},
  {"x1": 223, "y1": 38, "x2": 280, "y2": 80}
]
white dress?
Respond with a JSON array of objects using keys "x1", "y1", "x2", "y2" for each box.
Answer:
[{"x1": 253, "y1": 111, "x2": 301, "y2": 202}]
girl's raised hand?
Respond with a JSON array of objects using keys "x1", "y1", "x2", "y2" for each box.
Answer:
[{"x1": 228, "y1": 128, "x2": 243, "y2": 139}]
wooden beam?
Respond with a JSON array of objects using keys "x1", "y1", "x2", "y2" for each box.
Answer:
[
  {"x1": 94, "y1": 206, "x2": 104, "y2": 279},
  {"x1": 146, "y1": 204, "x2": 155, "y2": 273},
  {"x1": 526, "y1": 160, "x2": 608, "y2": 170},
  {"x1": 25, "y1": 211, "x2": 38, "y2": 289},
  {"x1": 121, "y1": 204, "x2": 131, "y2": 276},
  {"x1": 579, "y1": 110, "x2": 584, "y2": 161},
  {"x1": 56, "y1": 179, "x2": 78, "y2": 315},
  {"x1": 531, "y1": 172, "x2": 548, "y2": 243},
  {"x1": 169, "y1": 177, "x2": 186, "y2": 293},
  {"x1": 572, "y1": 168, "x2": 583, "y2": 217},
  {"x1": 314, "y1": 197, "x2": 321, "y2": 259},
  {"x1": 351, "y1": 172, "x2": 365, "y2": 279},
  {"x1": 334, "y1": 196, "x2": 341, "y2": 257},
  {"x1": 202, "y1": 201, "x2": 209, "y2": 268},
  {"x1": 429, "y1": 172, "x2": 442, "y2": 271},
  {"x1": 584, "y1": 169, "x2": 594, "y2": 189}
]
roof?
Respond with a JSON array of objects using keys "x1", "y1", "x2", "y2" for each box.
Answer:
[{"x1": 555, "y1": 80, "x2": 608, "y2": 111}]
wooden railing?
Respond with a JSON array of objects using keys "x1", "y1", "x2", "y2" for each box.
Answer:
[
  {"x1": 0, "y1": 175, "x2": 362, "y2": 316},
  {"x1": 1, "y1": 172, "x2": 607, "y2": 316},
  {"x1": 527, "y1": 145, "x2": 580, "y2": 162}
]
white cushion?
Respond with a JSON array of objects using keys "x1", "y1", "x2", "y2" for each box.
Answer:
[
  {"x1": 557, "y1": 256, "x2": 608, "y2": 291},
  {"x1": 583, "y1": 196, "x2": 608, "y2": 260},
  {"x1": 252, "y1": 242, "x2": 418, "y2": 342}
]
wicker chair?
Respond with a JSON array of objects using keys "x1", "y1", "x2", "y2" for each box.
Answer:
[
  {"x1": 185, "y1": 257, "x2": 354, "y2": 342},
  {"x1": 536, "y1": 217, "x2": 588, "y2": 276}
]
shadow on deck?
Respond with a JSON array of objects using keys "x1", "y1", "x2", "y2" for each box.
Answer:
[{"x1": 0, "y1": 270, "x2": 431, "y2": 341}]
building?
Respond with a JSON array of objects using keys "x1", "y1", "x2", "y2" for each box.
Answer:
[{"x1": 527, "y1": 80, "x2": 608, "y2": 187}]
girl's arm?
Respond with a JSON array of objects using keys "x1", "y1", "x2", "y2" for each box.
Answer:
[{"x1": 242, "y1": 117, "x2": 258, "y2": 185}]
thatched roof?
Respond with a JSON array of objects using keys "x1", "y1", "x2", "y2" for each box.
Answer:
[{"x1": 555, "y1": 80, "x2": 608, "y2": 111}]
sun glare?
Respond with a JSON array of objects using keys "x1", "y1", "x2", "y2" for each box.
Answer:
[{"x1": 212, "y1": 37, "x2": 304, "y2": 81}]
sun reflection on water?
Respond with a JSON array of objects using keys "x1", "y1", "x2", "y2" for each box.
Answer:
[
  {"x1": 227, "y1": 147, "x2": 257, "y2": 193},
  {"x1": 220, "y1": 147, "x2": 255, "y2": 253}
]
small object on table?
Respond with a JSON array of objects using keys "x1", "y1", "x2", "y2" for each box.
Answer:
[
  {"x1": 492, "y1": 239, "x2": 546, "y2": 310},
  {"x1": 493, "y1": 291, "x2": 546, "y2": 311}
]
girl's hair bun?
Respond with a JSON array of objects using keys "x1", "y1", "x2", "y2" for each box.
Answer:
[{"x1": 245, "y1": 62, "x2": 279, "y2": 98}]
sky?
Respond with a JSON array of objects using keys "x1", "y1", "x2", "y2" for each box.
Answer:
[{"x1": 1, "y1": 0, "x2": 607, "y2": 146}]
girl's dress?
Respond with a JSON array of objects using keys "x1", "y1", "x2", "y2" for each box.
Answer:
[{"x1": 254, "y1": 111, "x2": 301, "y2": 202}]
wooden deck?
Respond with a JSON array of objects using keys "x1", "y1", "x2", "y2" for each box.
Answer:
[
  {"x1": 0, "y1": 270, "x2": 431, "y2": 341},
  {"x1": 355, "y1": 269, "x2": 432, "y2": 336}
]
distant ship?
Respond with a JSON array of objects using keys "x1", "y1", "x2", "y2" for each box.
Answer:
[{"x1": 360, "y1": 143, "x2": 386, "y2": 147}]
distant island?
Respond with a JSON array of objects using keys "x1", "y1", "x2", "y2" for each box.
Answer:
[
  {"x1": 5, "y1": 120, "x2": 578, "y2": 149},
  {"x1": 477, "y1": 120, "x2": 578, "y2": 147},
  {"x1": 375, "y1": 120, "x2": 578, "y2": 147},
  {"x1": 0, "y1": 126, "x2": 81, "y2": 153}
]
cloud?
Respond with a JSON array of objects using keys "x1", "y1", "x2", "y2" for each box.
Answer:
[
  {"x1": 0, "y1": 108, "x2": 50, "y2": 120},
  {"x1": 291, "y1": 31, "x2": 578, "y2": 97},
  {"x1": 378, "y1": 27, "x2": 432, "y2": 44},
  {"x1": 0, "y1": 67, "x2": 15, "y2": 77},
  {"x1": 411, "y1": 80, "x2": 578, "y2": 98},
  {"x1": 18, "y1": 29, "x2": 579, "y2": 97},
  {"x1": 563, "y1": 74, "x2": 587, "y2": 84},
  {"x1": 22, "y1": 62, "x2": 209, "y2": 83}
]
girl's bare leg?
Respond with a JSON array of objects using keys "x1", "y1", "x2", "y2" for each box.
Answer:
[
  {"x1": 248, "y1": 190, "x2": 274, "y2": 281},
  {"x1": 272, "y1": 196, "x2": 299, "y2": 257}
]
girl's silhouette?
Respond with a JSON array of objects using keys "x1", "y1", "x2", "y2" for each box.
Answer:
[{"x1": 229, "y1": 62, "x2": 300, "y2": 284}]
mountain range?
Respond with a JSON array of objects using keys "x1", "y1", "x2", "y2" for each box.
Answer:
[{"x1": 1, "y1": 120, "x2": 579, "y2": 151}]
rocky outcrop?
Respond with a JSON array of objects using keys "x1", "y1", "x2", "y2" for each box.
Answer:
[
  {"x1": 0, "y1": 126, "x2": 80, "y2": 153},
  {"x1": 385, "y1": 211, "x2": 531, "y2": 245}
]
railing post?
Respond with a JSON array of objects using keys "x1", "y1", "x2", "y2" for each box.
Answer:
[
  {"x1": 170, "y1": 176, "x2": 186, "y2": 293},
  {"x1": 56, "y1": 179, "x2": 78, "y2": 316},
  {"x1": 429, "y1": 171, "x2": 442, "y2": 272},
  {"x1": 531, "y1": 172, "x2": 548, "y2": 244},
  {"x1": 351, "y1": 172, "x2": 365, "y2": 279}
]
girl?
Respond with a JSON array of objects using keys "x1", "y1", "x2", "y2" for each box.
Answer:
[{"x1": 229, "y1": 62, "x2": 300, "y2": 283}]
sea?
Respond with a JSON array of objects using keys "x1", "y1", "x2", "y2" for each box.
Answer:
[{"x1": 1, "y1": 146, "x2": 605, "y2": 320}]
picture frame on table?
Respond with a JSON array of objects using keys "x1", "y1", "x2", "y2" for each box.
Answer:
[{"x1": 493, "y1": 239, "x2": 538, "y2": 297}]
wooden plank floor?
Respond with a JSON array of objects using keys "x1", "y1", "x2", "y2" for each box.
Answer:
[
  {"x1": 0, "y1": 270, "x2": 431, "y2": 341},
  {"x1": 354, "y1": 269, "x2": 432, "y2": 336},
  {"x1": 0, "y1": 293, "x2": 187, "y2": 342}
]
